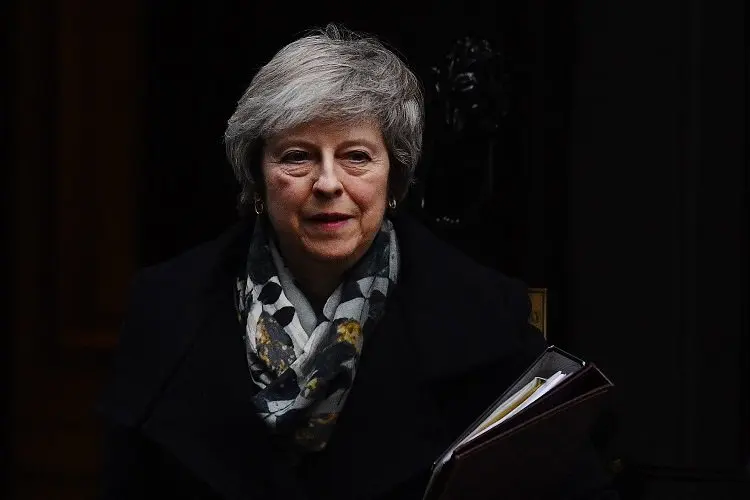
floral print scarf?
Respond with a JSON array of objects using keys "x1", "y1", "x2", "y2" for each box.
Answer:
[{"x1": 235, "y1": 219, "x2": 399, "y2": 452}]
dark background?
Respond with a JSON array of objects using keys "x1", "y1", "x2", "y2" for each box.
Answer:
[{"x1": 6, "y1": 0, "x2": 748, "y2": 498}]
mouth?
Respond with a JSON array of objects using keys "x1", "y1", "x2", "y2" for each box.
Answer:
[
  {"x1": 306, "y1": 213, "x2": 353, "y2": 230},
  {"x1": 308, "y1": 213, "x2": 352, "y2": 223}
]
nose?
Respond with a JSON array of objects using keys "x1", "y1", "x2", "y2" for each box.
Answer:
[{"x1": 312, "y1": 153, "x2": 343, "y2": 198}]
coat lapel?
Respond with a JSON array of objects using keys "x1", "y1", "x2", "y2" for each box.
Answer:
[
  {"x1": 140, "y1": 288, "x2": 306, "y2": 499},
  {"x1": 136, "y1": 219, "x2": 309, "y2": 500},
  {"x1": 295, "y1": 286, "x2": 454, "y2": 500}
]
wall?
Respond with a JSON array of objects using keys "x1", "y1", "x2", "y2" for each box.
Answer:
[
  {"x1": 10, "y1": 0, "x2": 142, "y2": 497},
  {"x1": 566, "y1": 1, "x2": 748, "y2": 497}
]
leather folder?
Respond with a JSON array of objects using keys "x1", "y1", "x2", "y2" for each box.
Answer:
[{"x1": 423, "y1": 346, "x2": 613, "y2": 500}]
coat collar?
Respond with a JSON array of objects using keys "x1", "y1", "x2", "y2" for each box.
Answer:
[
  {"x1": 105, "y1": 211, "x2": 529, "y2": 499},
  {"x1": 196, "y1": 212, "x2": 527, "y2": 383}
]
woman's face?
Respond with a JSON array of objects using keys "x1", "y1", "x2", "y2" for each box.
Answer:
[{"x1": 261, "y1": 119, "x2": 390, "y2": 270}]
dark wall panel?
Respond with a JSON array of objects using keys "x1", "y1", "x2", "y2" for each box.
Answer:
[{"x1": 566, "y1": 0, "x2": 748, "y2": 496}]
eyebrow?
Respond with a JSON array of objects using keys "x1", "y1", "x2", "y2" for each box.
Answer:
[
  {"x1": 336, "y1": 139, "x2": 383, "y2": 151},
  {"x1": 268, "y1": 138, "x2": 384, "y2": 153}
]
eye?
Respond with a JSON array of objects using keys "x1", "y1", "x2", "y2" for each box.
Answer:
[
  {"x1": 345, "y1": 150, "x2": 371, "y2": 163},
  {"x1": 280, "y1": 150, "x2": 309, "y2": 164}
]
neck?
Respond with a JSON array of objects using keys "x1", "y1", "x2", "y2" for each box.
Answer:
[{"x1": 287, "y1": 259, "x2": 346, "y2": 310}]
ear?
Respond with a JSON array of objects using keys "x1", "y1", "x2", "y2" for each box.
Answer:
[
  {"x1": 247, "y1": 139, "x2": 267, "y2": 197},
  {"x1": 386, "y1": 157, "x2": 409, "y2": 203}
]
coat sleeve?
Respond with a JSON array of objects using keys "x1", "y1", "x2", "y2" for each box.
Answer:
[
  {"x1": 98, "y1": 421, "x2": 222, "y2": 499},
  {"x1": 97, "y1": 270, "x2": 218, "y2": 499},
  {"x1": 98, "y1": 422, "x2": 163, "y2": 499},
  {"x1": 97, "y1": 270, "x2": 165, "y2": 499}
]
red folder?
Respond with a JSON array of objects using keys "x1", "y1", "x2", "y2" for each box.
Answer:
[{"x1": 423, "y1": 346, "x2": 614, "y2": 500}]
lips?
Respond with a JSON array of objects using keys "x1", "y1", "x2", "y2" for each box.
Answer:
[
  {"x1": 306, "y1": 213, "x2": 352, "y2": 232},
  {"x1": 308, "y1": 213, "x2": 352, "y2": 222}
]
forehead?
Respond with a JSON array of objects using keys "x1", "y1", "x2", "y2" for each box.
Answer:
[{"x1": 266, "y1": 119, "x2": 385, "y2": 146}]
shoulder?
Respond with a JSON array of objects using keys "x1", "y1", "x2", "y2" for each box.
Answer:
[
  {"x1": 393, "y1": 212, "x2": 531, "y2": 314},
  {"x1": 391, "y1": 212, "x2": 545, "y2": 379},
  {"x1": 99, "y1": 218, "x2": 252, "y2": 426},
  {"x1": 130, "y1": 217, "x2": 251, "y2": 298}
]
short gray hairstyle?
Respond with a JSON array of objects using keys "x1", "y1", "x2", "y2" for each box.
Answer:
[{"x1": 224, "y1": 24, "x2": 424, "y2": 213}]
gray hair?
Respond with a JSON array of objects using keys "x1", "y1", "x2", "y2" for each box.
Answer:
[{"x1": 224, "y1": 24, "x2": 424, "y2": 213}]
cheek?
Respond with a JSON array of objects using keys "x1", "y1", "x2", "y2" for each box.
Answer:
[
  {"x1": 264, "y1": 173, "x2": 306, "y2": 222},
  {"x1": 264, "y1": 170, "x2": 294, "y2": 195},
  {"x1": 350, "y1": 175, "x2": 389, "y2": 218}
]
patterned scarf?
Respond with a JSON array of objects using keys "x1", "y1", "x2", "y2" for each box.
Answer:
[{"x1": 236, "y1": 219, "x2": 399, "y2": 452}]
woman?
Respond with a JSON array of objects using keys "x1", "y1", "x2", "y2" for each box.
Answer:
[{"x1": 100, "y1": 25, "x2": 616, "y2": 500}]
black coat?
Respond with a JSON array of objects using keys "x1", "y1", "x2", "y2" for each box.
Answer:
[{"x1": 98, "y1": 213, "x2": 617, "y2": 500}]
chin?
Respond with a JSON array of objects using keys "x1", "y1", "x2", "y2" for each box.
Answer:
[{"x1": 305, "y1": 242, "x2": 361, "y2": 265}]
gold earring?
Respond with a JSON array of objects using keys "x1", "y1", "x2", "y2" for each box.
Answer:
[
  {"x1": 254, "y1": 194, "x2": 264, "y2": 215},
  {"x1": 388, "y1": 196, "x2": 397, "y2": 210}
]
